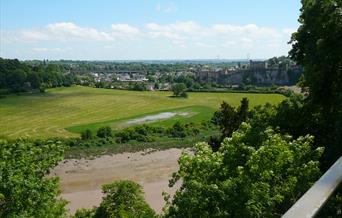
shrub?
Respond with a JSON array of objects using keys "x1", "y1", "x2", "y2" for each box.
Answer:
[
  {"x1": 168, "y1": 122, "x2": 186, "y2": 138},
  {"x1": 96, "y1": 126, "x2": 113, "y2": 138},
  {"x1": 81, "y1": 129, "x2": 93, "y2": 140}
]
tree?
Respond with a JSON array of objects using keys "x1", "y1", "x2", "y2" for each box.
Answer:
[
  {"x1": 212, "y1": 101, "x2": 238, "y2": 137},
  {"x1": 75, "y1": 180, "x2": 156, "y2": 218},
  {"x1": 211, "y1": 98, "x2": 249, "y2": 143},
  {"x1": 0, "y1": 139, "x2": 67, "y2": 217},
  {"x1": 96, "y1": 126, "x2": 113, "y2": 138},
  {"x1": 0, "y1": 58, "x2": 78, "y2": 94},
  {"x1": 165, "y1": 123, "x2": 323, "y2": 218},
  {"x1": 131, "y1": 82, "x2": 147, "y2": 91},
  {"x1": 171, "y1": 83, "x2": 187, "y2": 97},
  {"x1": 26, "y1": 71, "x2": 41, "y2": 89},
  {"x1": 81, "y1": 129, "x2": 93, "y2": 140},
  {"x1": 289, "y1": 0, "x2": 342, "y2": 167},
  {"x1": 6, "y1": 69, "x2": 27, "y2": 92},
  {"x1": 168, "y1": 121, "x2": 187, "y2": 138},
  {"x1": 290, "y1": 0, "x2": 342, "y2": 111},
  {"x1": 237, "y1": 97, "x2": 249, "y2": 124}
]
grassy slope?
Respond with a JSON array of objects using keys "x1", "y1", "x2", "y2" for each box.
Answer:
[{"x1": 0, "y1": 86, "x2": 285, "y2": 138}]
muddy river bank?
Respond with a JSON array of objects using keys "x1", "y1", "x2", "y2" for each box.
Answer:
[{"x1": 52, "y1": 148, "x2": 185, "y2": 214}]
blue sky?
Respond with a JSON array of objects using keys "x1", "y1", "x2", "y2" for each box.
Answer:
[{"x1": 1, "y1": 0, "x2": 301, "y2": 60}]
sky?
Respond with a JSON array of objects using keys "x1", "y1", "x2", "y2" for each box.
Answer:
[{"x1": 0, "y1": 0, "x2": 301, "y2": 60}]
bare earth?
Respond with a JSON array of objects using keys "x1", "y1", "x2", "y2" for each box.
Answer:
[{"x1": 51, "y1": 148, "x2": 184, "y2": 214}]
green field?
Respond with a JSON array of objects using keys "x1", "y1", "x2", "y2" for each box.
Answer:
[{"x1": 0, "y1": 86, "x2": 285, "y2": 138}]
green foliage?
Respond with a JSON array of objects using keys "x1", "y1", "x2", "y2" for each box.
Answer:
[
  {"x1": 210, "y1": 98, "x2": 249, "y2": 149},
  {"x1": 171, "y1": 83, "x2": 187, "y2": 97},
  {"x1": 115, "y1": 125, "x2": 157, "y2": 143},
  {"x1": 290, "y1": 0, "x2": 342, "y2": 110},
  {"x1": 0, "y1": 139, "x2": 67, "y2": 217},
  {"x1": 130, "y1": 82, "x2": 147, "y2": 91},
  {"x1": 212, "y1": 98, "x2": 250, "y2": 137},
  {"x1": 97, "y1": 181, "x2": 156, "y2": 218},
  {"x1": 0, "y1": 58, "x2": 76, "y2": 93},
  {"x1": 81, "y1": 129, "x2": 93, "y2": 140},
  {"x1": 74, "y1": 208, "x2": 97, "y2": 218},
  {"x1": 114, "y1": 123, "x2": 199, "y2": 143},
  {"x1": 290, "y1": 0, "x2": 342, "y2": 167},
  {"x1": 165, "y1": 123, "x2": 323, "y2": 218},
  {"x1": 74, "y1": 180, "x2": 156, "y2": 218},
  {"x1": 96, "y1": 126, "x2": 113, "y2": 138},
  {"x1": 290, "y1": 0, "x2": 342, "y2": 213},
  {"x1": 167, "y1": 122, "x2": 199, "y2": 138},
  {"x1": 249, "y1": 95, "x2": 310, "y2": 139}
]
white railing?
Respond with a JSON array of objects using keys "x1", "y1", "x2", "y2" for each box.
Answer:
[{"x1": 282, "y1": 156, "x2": 342, "y2": 218}]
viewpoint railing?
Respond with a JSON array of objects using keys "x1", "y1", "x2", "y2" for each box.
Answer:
[{"x1": 282, "y1": 156, "x2": 342, "y2": 218}]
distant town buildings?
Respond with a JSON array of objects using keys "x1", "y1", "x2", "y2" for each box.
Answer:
[
  {"x1": 196, "y1": 60, "x2": 302, "y2": 86},
  {"x1": 75, "y1": 59, "x2": 302, "y2": 89},
  {"x1": 91, "y1": 71, "x2": 149, "y2": 83}
]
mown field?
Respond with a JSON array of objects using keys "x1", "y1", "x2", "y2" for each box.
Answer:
[{"x1": 0, "y1": 86, "x2": 285, "y2": 138}]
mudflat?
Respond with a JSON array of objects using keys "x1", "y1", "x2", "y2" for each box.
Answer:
[{"x1": 52, "y1": 148, "x2": 184, "y2": 214}]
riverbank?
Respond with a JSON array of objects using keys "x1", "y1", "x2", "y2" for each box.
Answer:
[{"x1": 52, "y1": 148, "x2": 185, "y2": 214}]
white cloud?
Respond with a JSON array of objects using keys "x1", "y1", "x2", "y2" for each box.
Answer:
[
  {"x1": 145, "y1": 22, "x2": 290, "y2": 42},
  {"x1": 32, "y1": 47, "x2": 70, "y2": 52},
  {"x1": 211, "y1": 24, "x2": 283, "y2": 40},
  {"x1": 20, "y1": 22, "x2": 113, "y2": 42},
  {"x1": 2, "y1": 21, "x2": 296, "y2": 59},
  {"x1": 145, "y1": 22, "x2": 292, "y2": 52},
  {"x1": 46, "y1": 22, "x2": 113, "y2": 41},
  {"x1": 111, "y1": 24, "x2": 140, "y2": 38},
  {"x1": 17, "y1": 23, "x2": 143, "y2": 42},
  {"x1": 146, "y1": 21, "x2": 205, "y2": 40},
  {"x1": 21, "y1": 31, "x2": 49, "y2": 41}
]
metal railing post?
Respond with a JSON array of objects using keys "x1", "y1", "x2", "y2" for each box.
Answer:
[{"x1": 282, "y1": 156, "x2": 342, "y2": 218}]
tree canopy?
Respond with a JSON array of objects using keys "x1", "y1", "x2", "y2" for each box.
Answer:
[
  {"x1": 0, "y1": 58, "x2": 77, "y2": 93},
  {"x1": 165, "y1": 123, "x2": 323, "y2": 218},
  {"x1": 0, "y1": 139, "x2": 67, "y2": 217},
  {"x1": 74, "y1": 180, "x2": 156, "y2": 218},
  {"x1": 289, "y1": 0, "x2": 342, "y2": 167},
  {"x1": 210, "y1": 98, "x2": 249, "y2": 150},
  {"x1": 171, "y1": 83, "x2": 187, "y2": 98}
]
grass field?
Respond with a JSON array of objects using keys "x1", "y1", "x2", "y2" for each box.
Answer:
[{"x1": 0, "y1": 86, "x2": 285, "y2": 138}]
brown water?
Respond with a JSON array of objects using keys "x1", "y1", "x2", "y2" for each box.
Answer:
[{"x1": 52, "y1": 149, "x2": 184, "y2": 214}]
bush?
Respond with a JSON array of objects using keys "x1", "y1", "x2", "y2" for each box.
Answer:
[
  {"x1": 96, "y1": 126, "x2": 113, "y2": 138},
  {"x1": 81, "y1": 129, "x2": 93, "y2": 140},
  {"x1": 168, "y1": 121, "x2": 187, "y2": 138},
  {"x1": 115, "y1": 125, "x2": 164, "y2": 143},
  {"x1": 166, "y1": 122, "x2": 200, "y2": 138}
]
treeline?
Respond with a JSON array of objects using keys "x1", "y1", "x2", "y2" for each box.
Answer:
[
  {"x1": 0, "y1": 58, "x2": 77, "y2": 94},
  {"x1": 71, "y1": 122, "x2": 205, "y2": 148},
  {"x1": 29, "y1": 59, "x2": 239, "y2": 73}
]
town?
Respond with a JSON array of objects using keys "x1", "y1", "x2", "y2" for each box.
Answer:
[{"x1": 62, "y1": 57, "x2": 302, "y2": 92}]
